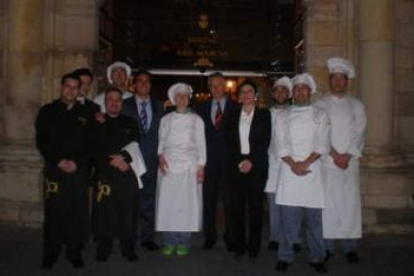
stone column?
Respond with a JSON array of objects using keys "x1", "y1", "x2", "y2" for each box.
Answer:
[
  {"x1": 0, "y1": 0, "x2": 44, "y2": 226},
  {"x1": 359, "y1": 0, "x2": 403, "y2": 167},
  {"x1": 0, "y1": 0, "x2": 100, "y2": 227},
  {"x1": 3, "y1": 0, "x2": 43, "y2": 147}
]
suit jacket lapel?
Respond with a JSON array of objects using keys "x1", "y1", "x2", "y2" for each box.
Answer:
[
  {"x1": 129, "y1": 98, "x2": 144, "y2": 131},
  {"x1": 234, "y1": 108, "x2": 242, "y2": 153},
  {"x1": 205, "y1": 100, "x2": 215, "y2": 130},
  {"x1": 221, "y1": 99, "x2": 232, "y2": 125},
  {"x1": 126, "y1": 98, "x2": 140, "y2": 122},
  {"x1": 147, "y1": 98, "x2": 158, "y2": 134},
  {"x1": 249, "y1": 108, "x2": 259, "y2": 144}
]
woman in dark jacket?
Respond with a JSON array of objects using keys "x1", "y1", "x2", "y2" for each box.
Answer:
[{"x1": 226, "y1": 80, "x2": 271, "y2": 261}]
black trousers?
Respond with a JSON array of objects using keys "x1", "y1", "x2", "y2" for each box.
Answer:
[
  {"x1": 138, "y1": 172, "x2": 157, "y2": 243},
  {"x1": 93, "y1": 169, "x2": 139, "y2": 258},
  {"x1": 96, "y1": 236, "x2": 135, "y2": 258},
  {"x1": 230, "y1": 167, "x2": 267, "y2": 256},
  {"x1": 42, "y1": 168, "x2": 89, "y2": 263},
  {"x1": 202, "y1": 165, "x2": 233, "y2": 244}
]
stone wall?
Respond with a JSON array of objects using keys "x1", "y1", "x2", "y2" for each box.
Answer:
[
  {"x1": 395, "y1": 0, "x2": 414, "y2": 164},
  {"x1": 0, "y1": 0, "x2": 99, "y2": 227},
  {"x1": 0, "y1": 0, "x2": 6, "y2": 139},
  {"x1": 304, "y1": 0, "x2": 414, "y2": 234},
  {"x1": 304, "y1": 0, "x2": 357, "y2": 96}
]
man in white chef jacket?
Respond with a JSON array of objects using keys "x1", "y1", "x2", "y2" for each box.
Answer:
[
  {"x1": 315, "y1": 57, "x2": 367, "y2": 264},
  {"x1": 94, "y1": 61, "x2": 133, "y2": 112},
  {"x1": 274, "y1": 73, "x2": 330, "y2": 273},
  {"x1": 264, "y1": 76, "x2": 292, "y2": 251}
]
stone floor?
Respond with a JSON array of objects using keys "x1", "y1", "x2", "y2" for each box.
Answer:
[{"x1": 0, "y1": 225, "x2": 414, "y2": 276}]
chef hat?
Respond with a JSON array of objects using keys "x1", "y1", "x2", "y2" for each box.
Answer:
[
  {"x1": 327, "y1": 57, "x2": 355, "y2": 78},
  {"x1": 106, "y1": 61, "x2": 132, "y2": 84},
  {"x1": 272, "y1": 76, "x2": 293, "y2": 97},
  {"x1": 292, "y1": 73, "x2": 317, "y2": 94},
  {"x1": 167, "y1": 82, "x2": 193, "y2": 105}
]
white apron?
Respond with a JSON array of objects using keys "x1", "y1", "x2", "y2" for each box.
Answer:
[
  {"x1": 322, "y1": 159, "x2": 362, "y2": 238},
  {"x1": 315, "y1": 94, "x2": 366, "y2": 239},
  {"x1": 275, "y1": 106, "x2": 330, "y2": 208},
  {"x1": 155, "y1": 112, "x2": 205, "y2": 232},
  {"x1": 155, "y1": 167, "x2": 203, "y2": 232},
  {"x1": 265, "y1": 107, "x2": 283, "y2": 194}
]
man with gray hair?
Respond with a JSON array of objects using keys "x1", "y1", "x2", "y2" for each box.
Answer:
[{"x1": 196, "y1": 72, "x2": 237, "y2": 251}]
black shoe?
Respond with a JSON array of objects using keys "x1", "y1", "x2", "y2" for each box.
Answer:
[
  {"x1": 41, "y1": 259, "x2": 55, "y2": 270},
  {"x1": 309, "y1": 262, "x2": 328, "y2": 273},
  {"x1": 293, "y1": 243, "x2": 301, "y2": 254},
  {"x1": 202, "y1": 240, "x2": 216, "y2": 250},
  {"x1": 267, "y1": 241, "x2": 278, "y2": 251},
  {"x1": 96, "y1": 256, "x2": 108, "y2": 262},
  {"x1": 122, "y1": 252, "x2": 139, "y2": 262},
  {"x1": 324, "y1": 251, "x2": 333, "y2": 262},
  {"x1": 70, "y1": 258, "x2": 85, "y2": 269},
  {"x1": 141, "y1": 241, "x2": 159, "y2": 251},
  {"x1": 275, "y1": 261, "x2": 290, "y2": 272},
  {"x1": 345, "y1": 251, "x2": 360, "y2": 264}
]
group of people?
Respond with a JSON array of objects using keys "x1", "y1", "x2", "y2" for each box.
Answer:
[
  {"x1": 35, "y1": 57, "x2": 366, "y2": 274},
  {"x1": 266, "y1": 58, "x2": 366, "y2": 273}
]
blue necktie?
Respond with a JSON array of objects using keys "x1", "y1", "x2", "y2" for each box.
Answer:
[{"x1": 140, "y1": 101, "x2": 148, "y2": 133}]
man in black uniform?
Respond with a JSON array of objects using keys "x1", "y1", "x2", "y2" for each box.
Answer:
[
  {"x1": 72, "y1": 68, "x2": 100, "y2": 117},
  {"x1": 35, "y1": 72, "x2": 92, "y2": 269},
  {"x1": 89, "y1": 87, "x2": 141, "y2": 262}
]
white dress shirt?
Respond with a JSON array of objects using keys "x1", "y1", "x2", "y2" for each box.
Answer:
[{"x1": 238, "y1": 107, "x2": 255, "y2": 155}]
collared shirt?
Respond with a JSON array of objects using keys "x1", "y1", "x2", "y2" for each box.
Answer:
[
  {"x1": 239, "y1": 107, "x2": 255, "y2": 155},
  {"x1": 77, "y1": 96, "x2": 86, "y2": 105},
  {"x1": 135, "y1": 96, "x2": 152, "y2": 129},
  {"x1": 210, "y1": 98, "x2": 227, "y2": 124}
]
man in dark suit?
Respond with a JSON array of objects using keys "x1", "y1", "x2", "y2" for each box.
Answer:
[
  {"x1": 121, "y1": 70, "x2": 164, "y2": 251},
  {"x1": 72, "y1": 68, "x2": 100, "y2": 118},
  {"x1": 196, "y1": 72, "x2": 237, "y2": 251}
]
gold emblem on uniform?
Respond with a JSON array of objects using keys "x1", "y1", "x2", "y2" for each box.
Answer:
[
  {"x1": 45, "y1": 179, "x2": 59, "y2": 199},
  {"x1": 97, "y1": 181, "x2": 111, "y2": 203}
]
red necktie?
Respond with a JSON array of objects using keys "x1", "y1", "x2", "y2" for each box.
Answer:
[{"x1": 215, "y1": 101, "x2": 223, "y2": 130}]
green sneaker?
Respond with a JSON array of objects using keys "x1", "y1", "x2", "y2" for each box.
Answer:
[
  {"x1": 176, "y1": 245, "x2": 189, "y2": 256},
  {"x1": 162, "y1": 245, "x2": 174, "y2": 256}
]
